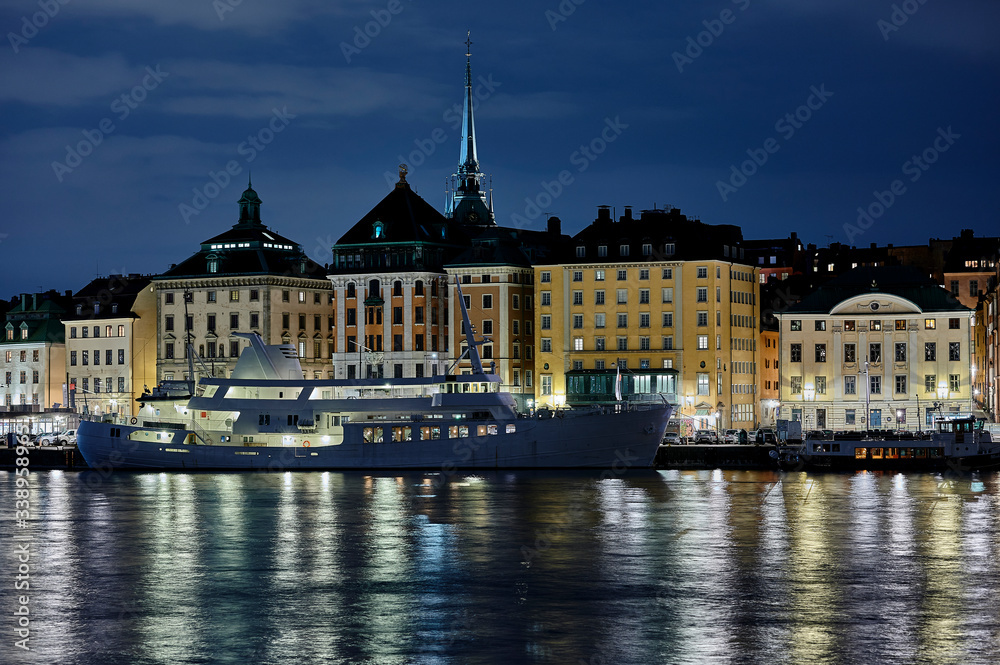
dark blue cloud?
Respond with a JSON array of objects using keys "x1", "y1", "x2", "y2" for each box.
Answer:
[{"x1": 0, "y1": 0, "x2": 997, "y2": 295}]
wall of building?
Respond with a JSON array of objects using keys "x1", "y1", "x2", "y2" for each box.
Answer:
[{"x1": 778, "y1": 297, "x2": 973, "y2": 431}]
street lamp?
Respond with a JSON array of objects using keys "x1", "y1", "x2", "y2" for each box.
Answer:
[{"x1": 915, "y1": 392, "x2": 920, "y2": 433}]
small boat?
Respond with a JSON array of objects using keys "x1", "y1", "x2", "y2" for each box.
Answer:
[
  {"x1": 77, "y1": 280, "x2": 672, "y2": 471},
  {"x1": 775, "y1": 416, "x2": 1000, "y2": 472}
]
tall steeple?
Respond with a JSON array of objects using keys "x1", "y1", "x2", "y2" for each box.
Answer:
[{"x1": 449, "y1": 31, "x2": 493, "y2": 226}]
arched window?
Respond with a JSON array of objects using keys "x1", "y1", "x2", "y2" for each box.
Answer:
[
  {"x1": 346, "y1": 282, "x2": 356, "y2": 298},
  {"x1": 393, "y1": 280, "x2": 402, "y2": 297},
  {"x1": 415, "y1": 280, "x2": 424, "y2": 296},
  {"x1": 368, "y1": 279, "x2": 380, "y2": 298}
]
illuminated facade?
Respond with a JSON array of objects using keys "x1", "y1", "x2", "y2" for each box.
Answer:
[
  {"x1": 776, "y1": 267, "x2": 974, "y2": 430},
  {"x1": 1, "y1": 293, "x2": 68, "y2": 412},
  {"x1": 534, "y1": 206, "x2": 760, "y2": 433},
  {"x1": 155, "y1": 181, "x2": 332, "y2": 382},
  {"x1": 444, "y1": 227, "x2": 543, "y2": 410},
  {"x1": 327, "y1": 43, "x2": 563, "y2": 395},
  {"x1": 328, "y1": 168, "x2": 464, "y2": 380},
  {"x1": 62, "y1": 275, "x2": 156, "y2": 418},
  {"x1": 759, "y1": 328, "x2": 779, "y2": 427}
]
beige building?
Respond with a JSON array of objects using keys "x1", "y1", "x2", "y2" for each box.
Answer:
[
  {"x1": 776, "y1": 267, "x2": 974, "y2": 431},
  {"x1": 155, "y1": 181, "x2": 332, "y2": 382},
  {"x1": 62, "y1": 275, "x2": 156, "y2": 418}
]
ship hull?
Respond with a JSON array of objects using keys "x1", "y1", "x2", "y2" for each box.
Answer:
[{"x1": 77, "y1": 405, "x2": 671, "y2": 471}]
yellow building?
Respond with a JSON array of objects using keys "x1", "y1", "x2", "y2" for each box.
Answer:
[
  {"x1": 63, "y1": 276, "x2": 157, "y2": 418},
  {"x1": 776, "y1": 267, "x2": 974, "y2": 430},
  {"x1": 534, "y1": 206, "x2": 760, "y2": 434}
]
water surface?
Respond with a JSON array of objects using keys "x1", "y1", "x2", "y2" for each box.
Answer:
[{"x1": 2, "y1": 469, "x2": 999, "y2": 664}]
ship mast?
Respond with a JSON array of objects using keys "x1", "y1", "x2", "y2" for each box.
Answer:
[{"x1": 451, "y1": 277, "x2": 489, "y2": 375}]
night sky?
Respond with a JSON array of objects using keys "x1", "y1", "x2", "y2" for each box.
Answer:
[{"x1": 1, "y1": 0, "x2": 997, "y2": 297}]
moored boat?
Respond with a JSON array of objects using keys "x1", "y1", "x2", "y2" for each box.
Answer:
[
  {"x1": 78, "y1": 281, "x2": 672, "y2": 471},
  {"x1": 775, "y1": 416, "x2": 1000, "y2": 472}
]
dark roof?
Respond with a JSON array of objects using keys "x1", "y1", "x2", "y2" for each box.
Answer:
[
  {"x1": 64, "y1": 275, "x2": 152, "y2": 321},
  {"x1": 541, "y1": 206, "x2": 749, "y2": 265},
  {"x1": 942, "y1": 231, "x2": 1000, "y2": 272},
  {"x1": 786, "y1": 266, "x2": 970, "y2": 314},
  {"x1": 159, "y1": 246, "x2": 327, "y2": 280},
  {"x1": 446, "y1": 227, "x2": 533, "y2": 268},
  {"x1": 336, "y1": 180, "x2": 466, "y2": 247},
  {"x1": 4, "y1": 292, "x2": 70, "y2": 345},
  {"x1": 156, "y1": 183, "x2": 327, "y2": 282}
]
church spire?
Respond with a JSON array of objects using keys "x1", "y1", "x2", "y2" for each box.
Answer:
[
  {"x1": 458, "y1": 31, "x2": 479, "y2": 182},
  {"x1": 451, "y1": 31, "x2": 492, "y2": 225}
]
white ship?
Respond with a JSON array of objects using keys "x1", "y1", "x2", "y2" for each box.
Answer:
[{"x1": 77, "y1": 282, "x2": 672, "y2": 471}]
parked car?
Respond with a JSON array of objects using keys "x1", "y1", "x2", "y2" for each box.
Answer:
[
  {"x1": 661, "y1": 431, "x2": 681, "y2": 445},
  {"x1": 40, "y1": 429, "x2": 77, "y2": 446},
  {"x1": 723, "y1": 429, "x2": 740, "y2": 444},
  {"x1": 695, "y1": 429, "x2": 719, "y2": 444}
]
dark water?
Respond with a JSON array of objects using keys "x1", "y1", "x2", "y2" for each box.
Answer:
[{"x1": 3, "y1": 468, "x2": 1000, "y2": 664}]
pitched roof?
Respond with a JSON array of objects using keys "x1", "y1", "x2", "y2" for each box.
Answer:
[
  {"x1": 63, "y1": 275, "x2": 152, "y2": 321},
  {"x1": 786, "y1": 266, "x2": 969, "y2": 314},
  {"x1": 336, "y1": 179, "x2": 466, "y2": 247}
]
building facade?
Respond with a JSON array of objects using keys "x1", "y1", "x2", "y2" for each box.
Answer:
[
  {"x1": 776, "y1": 267, "x2": 974, "y2": 431},
  {"x1": 328, "y1": 168, "x2": 464, "y2": 380},
  {"x1": 62, "y1": 275, "x2": 156, "y2": 418},
  {"x1": 759, "y1": 328, "x2": 779, "y2": 427},
  {"x1": 327, "y1": 44, "x2": 563, "y2": 397},
  {"x1": 1, "y1": 293, "x2": 68, "y2": 410},
  {"x1": 0, "y1": 292, "x2": 74, "y2": 435},
  {"x1": 155, "y1": 181, "x2": 332, "y2": 383},
  {"x1": 534, "y1": 206, "x2": 760, "y2": 435}
]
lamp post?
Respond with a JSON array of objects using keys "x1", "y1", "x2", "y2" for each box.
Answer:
[{"x1": 915, "y1": 392, "x2": 920, "y2": 433}]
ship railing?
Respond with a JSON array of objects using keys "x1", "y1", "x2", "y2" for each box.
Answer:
[{"x1": 188, "y1": 418, "x2": 216, "y2": 446}]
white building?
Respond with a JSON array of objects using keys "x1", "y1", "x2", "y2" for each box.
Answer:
[{"x1": 776, "y1": 267, "x2": 974, "y2": 431}]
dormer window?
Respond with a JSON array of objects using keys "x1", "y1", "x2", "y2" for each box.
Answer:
[
  {"x1": 94, "y1": 303, "x2": 100, "y2": 314},
  {"x1": 111, "y1": 304, "x2": 118, "y2": 314},
  {"x1": 207, "y1": 253, "x2": 219, "y2": 273},
  {"x1": 372, "y1": 220, "x2": 385, "y2": 240},
  {"x1": 20, "y1": 323, "x2": 28, "y2": 340},
  {"x1": 76, "y1": 304, "x2": 83, "y2": 315}
]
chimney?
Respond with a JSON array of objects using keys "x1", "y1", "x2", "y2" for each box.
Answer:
[
  {"x1": 547, "y1": 216, "x2": 561, "y2": 236},
  {"x1": 623, "y1": 206, "x2": 633, "y2": 221},
  {"x1": 597, "y1": 205, "x2": 611, "y2": 222}
]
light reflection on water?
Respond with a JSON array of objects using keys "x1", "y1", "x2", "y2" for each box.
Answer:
[{"x1": 2, "y1": 470, "x2": 1000, "y2": 664}]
